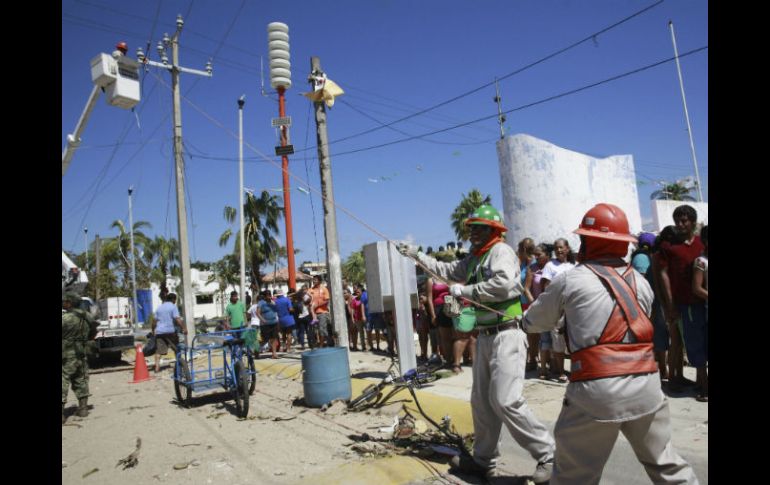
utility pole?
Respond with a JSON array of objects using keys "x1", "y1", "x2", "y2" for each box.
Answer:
[
  {"x1": 267, "y1": 22, "x2": 297, "y2": 290},
  {"x1": 84, "y1": 227, "x2": 89, "y2": 271},
  {"x1": 95, "y1": 235, "x2": 101, "y2": 302},
  {"x1": 137, "y1": 15, "x2": 212, "y2": 343},
  {"x1": 238, "y1": 95, "x2": 246, "y2": 302},
  {"x1": 668, "y1": 20, "x2": 704, "y2": 202},
  {"x1": 494, "y1": 78, "x2": 506, "y2": 139},
  {"x1": 309, "y1": 56, "x2": 348, "y2": 347},
  {"x1": 128, "y1": 186, "x2": 139, "y2": 327}
]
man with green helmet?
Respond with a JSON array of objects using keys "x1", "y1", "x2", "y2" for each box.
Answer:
[
  {"x1": 62, "y1": 292, "x2": 98, "y2": 424},
  {"x1": 399, "y1": 204, "x2": 555, "y2": 483}
]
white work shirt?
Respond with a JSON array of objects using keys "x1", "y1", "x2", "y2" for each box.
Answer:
[{"x1": 523, "y1": 259, "x2": 664, "y2": 422}]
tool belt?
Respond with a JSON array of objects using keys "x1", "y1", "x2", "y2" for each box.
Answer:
[{"x1": 477, "y1": 319, "x2": 522, "y2": 336}]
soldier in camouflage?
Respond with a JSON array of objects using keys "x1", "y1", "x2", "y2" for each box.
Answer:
[{"x1": 62, "y1": 292, "x2": 98, "y2": 424}]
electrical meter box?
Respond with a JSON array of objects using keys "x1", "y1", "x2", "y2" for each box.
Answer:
[
  {"x1": 90, "y1": 53, "x2": 141, "y2": 109},
  {"x1": 363, "y1": 241, "x2": 418, "y2": 313}
]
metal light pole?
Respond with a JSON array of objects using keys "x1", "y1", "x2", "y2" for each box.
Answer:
[
  {"x1": 238, "y1": 95, "x2": 246, "y2": 302},
  {"x1": 128, "y1": 186, "x2": 139, "y2": 327},
  {"x1": 668, "y1": 20, "x2": 704, "y2": 202},
  {"x1": 84, "y1": 227, "x2": 89, "y2": 271}
]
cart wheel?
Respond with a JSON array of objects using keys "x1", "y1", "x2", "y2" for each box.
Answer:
[
  {"x1": 248, "y1": 355, "x2": 257, "y2": 395},
  {"x1": 174, "y1": 355, "x2": 192, "y2": 407},
  {"x1": 348, "y1": 384, "x2": 382, "y2": 411},
  {"x1": 234, "y1": 360, "x2": 249, "y2": 418}
]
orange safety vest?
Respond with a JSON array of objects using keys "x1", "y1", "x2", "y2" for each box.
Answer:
[{"x1": 568, "y1": 263, "x2": 658, "y2": 382}]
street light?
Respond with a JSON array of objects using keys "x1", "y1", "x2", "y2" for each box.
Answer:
[{"x1": 238, "y1": 95, "x2": 246, "y2": 303}]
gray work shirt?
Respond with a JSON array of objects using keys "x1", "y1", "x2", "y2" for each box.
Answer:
[
  {"x1": 416, "y1": 242, "x2": 522, "y2": 302},
  {"x1": 522, "y1": 259, "x2": 664, "y2": 422}
]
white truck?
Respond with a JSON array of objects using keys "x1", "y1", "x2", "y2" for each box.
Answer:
[{"x1": 62, "y1": 253, "x2": 136, "y2": 358}]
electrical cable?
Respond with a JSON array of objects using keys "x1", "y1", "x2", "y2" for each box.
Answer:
[
  {"x1": 292, "y1": 0, "x2": 667, "y2": 155},
  {"x1": 330, "y1": 46, "x2": 708, "y2": 159}
]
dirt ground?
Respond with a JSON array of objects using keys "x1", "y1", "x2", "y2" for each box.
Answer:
[
  {"x1": 63, "y1": 343, "x2": 707, "y2": 484},
  {"x1": 62, "y1": 349, "x2": 447, "y2": 485}
]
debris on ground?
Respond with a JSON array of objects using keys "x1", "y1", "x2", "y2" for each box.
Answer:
[
  {"x1": 319, "y1": 399, "x2": 348, "y2": 413},
  {"x1": 168, "y1": 442, "x2": 201, "y2": 447},
  {"x1": 82, "y1": 468, "x2": 99, "y2": 478},
  {"x1": 172, "y1": 459, "x2": 200, "y2": 470},
  {"x1": 116, "y1": 438, "x2": 142, "y2": 469}
]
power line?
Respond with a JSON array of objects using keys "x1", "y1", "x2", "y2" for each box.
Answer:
[
  {"x1": 302, "y1": 102, "x2": 321, "y2": 263},
  {"x1": 329, "y1": 46, "x2": 708, "y2": 159},
  {"x1": 339, "y1": 98, "x2": 495, "y2": 146},
  {"x1": 292, "y1": 0, "x2": 666, "y2": 154}
]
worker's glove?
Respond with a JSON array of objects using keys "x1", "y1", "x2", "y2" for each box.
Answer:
[
  {"x1": 450, "y1": 284, "x2": 464, "y2": 298},
  {"x1": 397, "y1": 242, "x2": 419, "y2": 258}
]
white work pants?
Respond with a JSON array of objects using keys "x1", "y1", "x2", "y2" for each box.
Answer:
[
  {"x1": 551, "y1": 398, "x2": 699, "y2": 485},
  {"x1": 471, "y1": 328, "x2": 555, "y2": 469}
]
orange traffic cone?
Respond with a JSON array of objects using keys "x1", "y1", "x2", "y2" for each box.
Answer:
[{"x1": 130, "y1": 344, "x2": 152, "y2": 383}]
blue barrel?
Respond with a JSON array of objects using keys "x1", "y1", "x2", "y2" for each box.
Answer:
[{"x1": 301, "y1": 347, "x2": 351, "y2": 407}]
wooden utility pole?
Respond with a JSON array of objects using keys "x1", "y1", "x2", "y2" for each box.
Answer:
[{"x1": 309, "y1": 56, "x2": 348, "y2": 347}]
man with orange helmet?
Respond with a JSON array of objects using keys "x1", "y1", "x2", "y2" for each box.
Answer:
[
  {"x1": 400, "y1": 204, "x2": 555, "y2": 483},
  {"x1": 522, "y1": 203, "x2": 698, "y2": 484}
]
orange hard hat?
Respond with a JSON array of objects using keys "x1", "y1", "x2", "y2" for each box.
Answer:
[{"x1": 574, "y1": 203, "x2": 637, "y2": 243}]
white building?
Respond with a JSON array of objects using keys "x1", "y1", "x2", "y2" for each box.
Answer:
[{"x1": 150, "y1": 269, "x2": 245, "y2": 321}]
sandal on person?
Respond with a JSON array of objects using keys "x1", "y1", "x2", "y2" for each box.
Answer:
[
  {"x1": 452, "y1": 365, "x2": 463, "y2": 374},
  {"x1": 558, "y1": 374, "x2": 568, "y2": 383},
  {"x1": 695, "y1": 393, "x2": 709, "y2": 402}
]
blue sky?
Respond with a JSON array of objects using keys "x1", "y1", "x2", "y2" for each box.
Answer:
[{"x1": 62, "y1": 0, "x2": 708, "y2": 266}]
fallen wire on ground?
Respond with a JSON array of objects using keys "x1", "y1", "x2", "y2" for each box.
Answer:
[{"x1": 344, "y1": 412, "x2": 474, "y2": 460}]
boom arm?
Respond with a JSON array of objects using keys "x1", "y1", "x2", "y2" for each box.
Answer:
[{"x1": 62, "y1": 85, "x2": 101, "y2": 177}]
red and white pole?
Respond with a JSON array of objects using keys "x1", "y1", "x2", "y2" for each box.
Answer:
[{"x1": 277, "y1": 86, "x2": 296, "y2": 290}]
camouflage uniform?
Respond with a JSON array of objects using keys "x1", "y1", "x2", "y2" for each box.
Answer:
[{"x1": 62, "y1": 302, "x2": 97, "y2": 406}]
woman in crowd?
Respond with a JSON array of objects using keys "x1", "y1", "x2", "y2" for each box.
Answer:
[
  {"x1": 517, "y1": 237, "x2": 538, "y2": 371},
  {"x1": 540, "y1": 238, "x2": 576, "y2": 382},
  {"x1": 425, "y1": 276, "x2": 455, "y2": 366},
  {"x1": 255, "y1": 290, "x2": 280, "y2": 359},
  {"x1": 525, "y1": 243, "x2": 552, "y2": 379},
  {"x1": 691, "y1": 225, "x2": 708, "y2": 402}
]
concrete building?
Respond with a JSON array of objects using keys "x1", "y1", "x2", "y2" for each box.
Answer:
[
  {"x1": 651, "y1": 199, "x2": 708, "y2": 232},
  {"x1": 497, "y1": 133, "x2": 642, "y2": 250}
]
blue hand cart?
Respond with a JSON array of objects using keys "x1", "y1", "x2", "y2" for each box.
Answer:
[{"x1": 173, "y1": 328, "x2": 258, "y2": 418}]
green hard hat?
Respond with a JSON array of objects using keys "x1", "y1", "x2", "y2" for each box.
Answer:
[
  {"x1": 62, "y1": 291, "x2": 81, "y2": 305},
  {"x1": 465, "y1": 204, "x2": 507, "y2": 231}
]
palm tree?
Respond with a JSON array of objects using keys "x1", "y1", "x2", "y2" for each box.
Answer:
[
  {"x1": 650, "y1": 180, "x2": 697, "y2": 201},
  {"x1": 342, "y1": 250, "x2": 366, "y2": 286},
  {"x1": 219, "y1": 190, "x2": 284, "y2": 291},
  {"x1": 102, "y1": 220, "x2": 152, "y2": 294},
  {"x1": 450, "y1": 189, "x2": 492, "y2": 241},
  {"x1": 207, "y1": 254, "x2": 240, "y2": 316},
  {"x1": 143, "y1": 236, "x2": 179, "y2": 299}
]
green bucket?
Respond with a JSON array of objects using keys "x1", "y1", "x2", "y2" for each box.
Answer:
[{"x1": 453, "y1": 307, "x2": 477, "y2": 333}]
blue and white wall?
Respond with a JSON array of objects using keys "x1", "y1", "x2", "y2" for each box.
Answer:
[{"x1": 497, "y1": 133, "x2": 642, "y2": 250}]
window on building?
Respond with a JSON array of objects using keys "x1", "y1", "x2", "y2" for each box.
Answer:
[{"x1": 196, "y1": 294, "x2": 214, "y2": 305}]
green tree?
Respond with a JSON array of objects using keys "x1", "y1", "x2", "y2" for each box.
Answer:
[
  {"x1": 143, "y1": 236, "x2": 179, "y2": 298},
  {"x1": 650, "y1": 181, "x2": 696, "y2": 201},
  {"x1": 450, "y1": 189, "x2": 492, "y2": 241},
  {"x1": 101, "y1": 220, "x2": 152, "y2": 295},
  {"x1": 219, "y1": 190, "x2": 284, "y2": 291},
  {"x1": 207, "y1": 254, "x2": 240, "y2": 316},
  {"x1": 342, "y1": 250, "x2": 366, "y2": 286}
]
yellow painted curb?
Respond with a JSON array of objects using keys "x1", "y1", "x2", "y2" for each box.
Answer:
[{"x1": 309, "y1": 454, "x2": 451, "y2": 485}]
